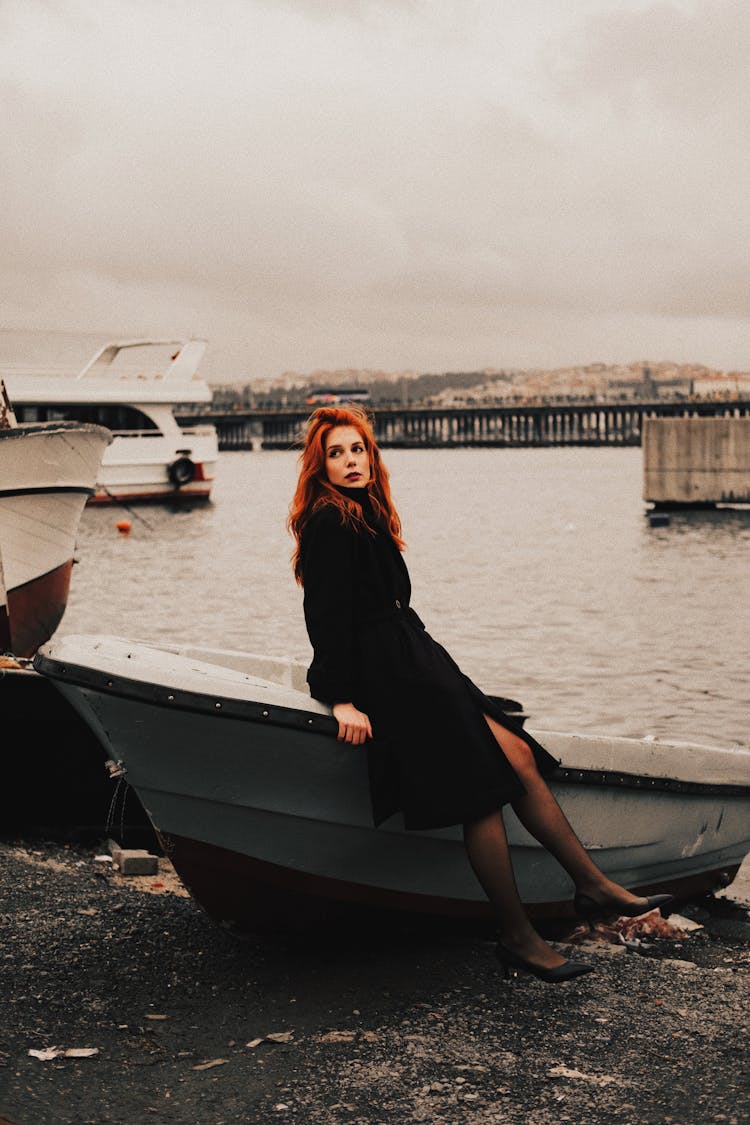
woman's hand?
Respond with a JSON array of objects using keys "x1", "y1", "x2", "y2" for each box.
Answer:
[{"x1": 332, "y1": 702, "x2": 373, "y2": 745}]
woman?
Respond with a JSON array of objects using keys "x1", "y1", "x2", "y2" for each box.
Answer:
[{"x1": 288, "y1": 405, "x2": 672, "y2": 983}]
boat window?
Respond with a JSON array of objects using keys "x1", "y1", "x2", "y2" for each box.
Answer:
[{"x1": 13, "y1": 403, "x2": 159, "y2": 432}]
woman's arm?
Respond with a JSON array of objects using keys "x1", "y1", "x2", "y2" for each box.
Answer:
[
  {"x1": 301, "y1": 509, "x2": 359, "y2": 706},
  {"x1": 302, "y1": 513, "x2": 373, "y2": 742}
]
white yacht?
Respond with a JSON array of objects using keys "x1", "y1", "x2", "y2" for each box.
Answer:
[{"x1": 3, "y1": 338, "x2": 219, "y2": 504}]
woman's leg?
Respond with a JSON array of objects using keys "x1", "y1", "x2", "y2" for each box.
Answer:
[
  {"x1": 463, "y1": 810, "x2": 569, "y2": 969},
  {"x1": 483, "y1": 714, "x2": 645, "y2": 908}
]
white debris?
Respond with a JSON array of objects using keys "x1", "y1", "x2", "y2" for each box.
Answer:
[
  {"x1": 548, "y1": 1064, "x2": 619, "y2": 1086},
  {"x1": 191, "y1": 1058, "x2": 228, "y2": 1071},
  {"x1": 666, "y1": 913, "x2": 704, "y2": 932},
  {"x1": 29, "y1": 1047, "x2": 99, "y2": 1061},
  {"x1": 319, "y1": 1030, "x2": 357, "y2": 1044}
]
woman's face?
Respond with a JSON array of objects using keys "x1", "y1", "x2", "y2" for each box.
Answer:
[{"x1": 323, "y1": 425, "x2": 371, "y2": 489}]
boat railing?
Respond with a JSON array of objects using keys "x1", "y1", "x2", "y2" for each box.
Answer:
[
  {"x1": 108, "y1": 428, "x2": 163, "y2": 438},
  {"x1": 176, "y1": 423, "x2": 218, "y2": 436},
  {"x1": 75, "y1": 422, "x2": 215, "y2": 438},
  {"x1": 3, "y1": 339, "x2": 209, "y2": 387},
  {"x1": 78, "y1": 339, "x2": 208, "y2": 382}
]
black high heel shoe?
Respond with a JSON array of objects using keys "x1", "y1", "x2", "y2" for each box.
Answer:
[
  {"x1": 574, "y1": 891, "x2": 675, "y2": 929},
  {"x1": 494, "y1": 941, "x2": 594, "y2": 983}
]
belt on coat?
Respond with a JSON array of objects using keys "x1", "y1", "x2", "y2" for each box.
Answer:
[{"x1": 356, "y1": 601, "x2": 426, "y2": 630}]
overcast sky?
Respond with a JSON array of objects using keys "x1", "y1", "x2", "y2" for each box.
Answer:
[{"x1": 2, "y1": 0, "x2": 749, "y2": 382}]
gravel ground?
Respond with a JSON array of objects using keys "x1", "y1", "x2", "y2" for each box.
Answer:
[{"x1": 1, "y1": 837, "x2": 748, "y2": 1125}]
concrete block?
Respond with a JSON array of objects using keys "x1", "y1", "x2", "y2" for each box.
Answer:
[
  {"x1": 115, "y1": 849, "x2": 159, "y2": 876},
  {"x1": 643, "y1": 415, "x2": 750, "y2": 505}
]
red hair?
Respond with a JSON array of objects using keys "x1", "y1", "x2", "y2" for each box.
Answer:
[{"x1": 288, "y1": 404, "x2": 405, "y2": 584}]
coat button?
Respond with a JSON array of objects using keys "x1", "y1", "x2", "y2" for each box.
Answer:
[{"x1": 395, "y1": 599, "x2": 401, "y2": 609}]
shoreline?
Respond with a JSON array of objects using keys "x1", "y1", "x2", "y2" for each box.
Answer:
[{"x1": 2, "y1": 837, "x2": 748, "y2": 1125}]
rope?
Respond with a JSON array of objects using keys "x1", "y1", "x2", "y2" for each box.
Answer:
[{"x1": 99, "y1": 486, "x2": 155, "y2": 531}]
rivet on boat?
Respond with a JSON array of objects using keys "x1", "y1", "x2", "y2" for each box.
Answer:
[
  {"x1": 262, "y1": 709, "x2": 269, "y2": 718},
  {"x1": 215, "y1": 701, "x2": 222, "y2": 709},
  {"x1": 167, "y1": 694, "x2": 175, "y2": 702}
]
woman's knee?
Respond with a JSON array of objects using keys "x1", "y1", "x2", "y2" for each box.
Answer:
[
  {"x1": 485, "y1": 716, "x2": 539, "y2": 778},
  {"x1": 509, "y1": 738, "x2": 538, "y2": 779}
]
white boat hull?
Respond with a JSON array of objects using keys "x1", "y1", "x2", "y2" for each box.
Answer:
[
  {"x1": 0, "y1": 425, "x2": 111, "y2": 656},
  {"x1": 34, "y1": 634, "x2": 750, "y2": 931},
  {"x1": 90, "y1": 425, "x2": 218, "y2": 504}
]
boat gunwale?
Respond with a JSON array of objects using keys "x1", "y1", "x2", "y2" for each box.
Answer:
[
  {"x1": 33, "y1": 650, "x2": 750, "y2": 800},
  {"x1": 0, "y1": 420, "x2": 113, "y2": 439},
  {"x1": 0, "y1": 423, "x2": 112, "y2": 498}
]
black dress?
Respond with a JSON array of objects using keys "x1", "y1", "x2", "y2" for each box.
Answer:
[{"x1": 300, "y1": 486, "x2": 559, "y2": 831}]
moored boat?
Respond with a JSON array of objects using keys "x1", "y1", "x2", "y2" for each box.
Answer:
[
  {"x1": 33, "y1": 633, "x2": 750, "y2": 933},
  {"x1": 3, "y1": 338, "x2": 218, "y2": 505},
  {"x1": 0, "y1": 660, "x2": 157, "y2": 847},
  {"x1": 0, "y1": 385, "x2": 112, "y2": 657}
]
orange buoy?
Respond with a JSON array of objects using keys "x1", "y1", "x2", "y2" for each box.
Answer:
[{"x1": 116, "y1": 519, "x2": 131, "y2": 535}]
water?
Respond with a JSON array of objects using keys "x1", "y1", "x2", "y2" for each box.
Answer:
[{"x1": 62, "y1": 447, "x2": 750, "y2": 750}]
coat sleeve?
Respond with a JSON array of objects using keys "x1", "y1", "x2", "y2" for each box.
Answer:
[{"x1": 301, "y1": 509, "x2": 357, "y2": 705}]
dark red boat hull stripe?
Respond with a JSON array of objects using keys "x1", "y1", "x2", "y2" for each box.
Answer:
[
  {"x1": 5, "y1": 561, "x2": 72, "y2": 658},
  {"x1": 158, "y1": 830, "x2": 739, "y2": 934}
]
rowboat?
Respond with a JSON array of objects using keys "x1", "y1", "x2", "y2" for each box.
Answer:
[
  {"x1": 33, "y1": 633, "x2": 750, "y2": 933},
  {"x1": 0, "y1": 661, "x2": 157, "y2": 845},
  {"x1": 0, "y1": 381, "x2": 111, "y2": 657}
]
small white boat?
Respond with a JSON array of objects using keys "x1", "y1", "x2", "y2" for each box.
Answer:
[
  {"x1": 3, "y1": 338, "x2": 218, "y2": 505},
  {"x1": 0, "y1": 383, "x2": 112, "y2": 657},
  {"x1": 34, "y1": 633, "x2": 750, "y2": 932}
]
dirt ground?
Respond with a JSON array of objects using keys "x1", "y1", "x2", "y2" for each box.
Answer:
[{"x1": 1, "y1": 837, "x2": 748, "y2": 1125}]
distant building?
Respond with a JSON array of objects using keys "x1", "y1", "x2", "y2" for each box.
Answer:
[{"x1": 305, "y1": 388, "x2": 371, "y2": 406}]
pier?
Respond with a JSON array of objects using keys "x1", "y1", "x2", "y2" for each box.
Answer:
[
  {"x1": 180, "y1": 400, "x2": 750, "y2": 452},
  {"x1": 643, "y1": 415, "x2": 750, "y2": 507}
]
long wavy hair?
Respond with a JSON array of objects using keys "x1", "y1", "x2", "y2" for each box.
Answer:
[{"x1": 288, "y1": 404, "x2": 405, "y2": 584}]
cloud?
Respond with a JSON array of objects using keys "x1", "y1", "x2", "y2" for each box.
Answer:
[{"x1": 1, "y1": 0, "x2": 749, "y2": 379}]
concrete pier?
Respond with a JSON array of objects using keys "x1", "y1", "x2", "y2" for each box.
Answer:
[
  {"x1": 181, "y1": 399, "x2": 750, "y2": 452},
  {"x1": 643, "y1": 416, "x2": 750, "y2": 506}
]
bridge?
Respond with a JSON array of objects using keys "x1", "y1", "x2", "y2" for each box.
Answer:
[{"x1": 180, "y1": 400, "x2": 750, "y2": 452}]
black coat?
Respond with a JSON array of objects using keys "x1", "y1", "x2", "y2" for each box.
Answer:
[{"x1": 300, "y1": 487, "x2": 558, "y2": 830}]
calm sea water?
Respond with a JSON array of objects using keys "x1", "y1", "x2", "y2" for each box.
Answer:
[{"x1": 61, "y1": 447, "x2": 750, "y2": 751}]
